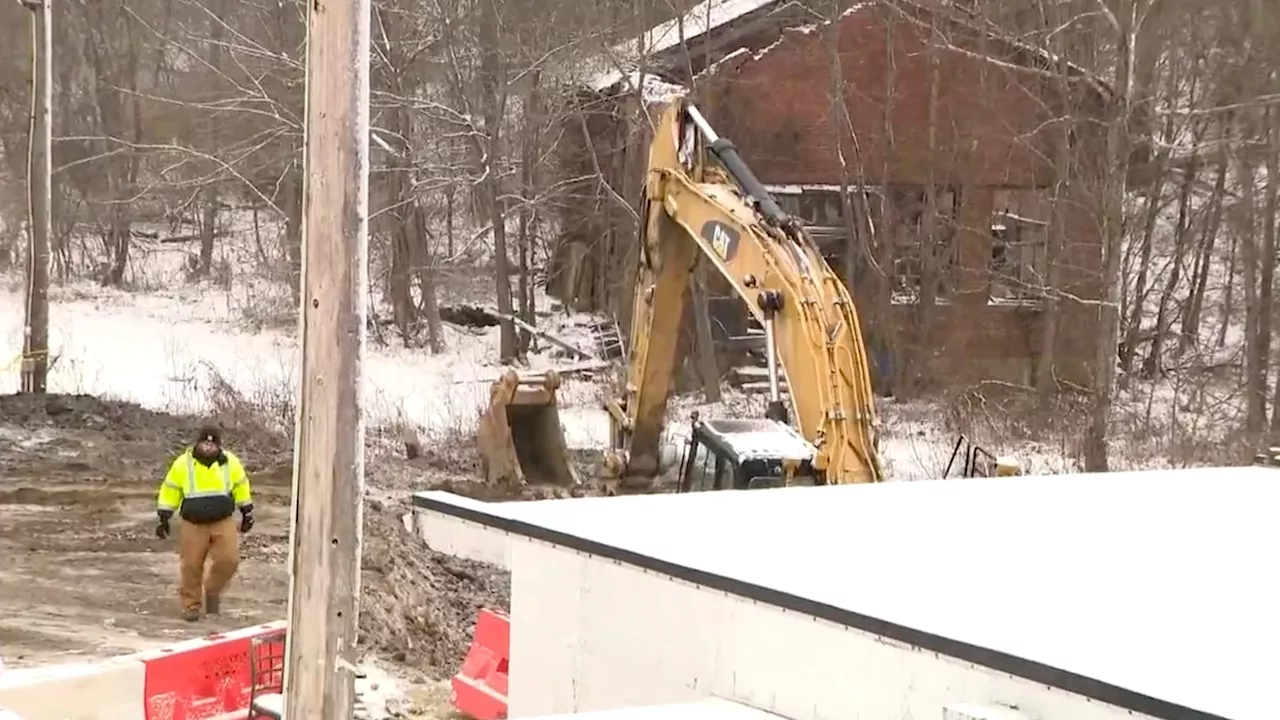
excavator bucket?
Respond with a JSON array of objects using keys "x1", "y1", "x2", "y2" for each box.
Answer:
[{"x1": 476, "y1": 369, "x2": 579, "y2": 487}]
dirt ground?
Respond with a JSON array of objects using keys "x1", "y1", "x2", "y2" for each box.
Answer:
[{"x1": 0, "y1": 393, "x2": 515, "y2": 699}]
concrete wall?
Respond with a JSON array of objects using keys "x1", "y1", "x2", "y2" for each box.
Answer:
[
  {"x1": 0, "y1": 657, "x2": 145, "y2": 720},
  {"x1": 506, "y1": 539, "x2": 1158, "y2": 720},
  {"x1": 414, "y1": 495, "x2": 514, "y2": 569},
  {"x1": 0, "y1": 620, "x2": 286, "y2": 720}
]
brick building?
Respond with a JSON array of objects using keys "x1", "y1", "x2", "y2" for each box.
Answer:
[{"x1": 550, "y1": 0, "x2": 1113, "y2": 392}]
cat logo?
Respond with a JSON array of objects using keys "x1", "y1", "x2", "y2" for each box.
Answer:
[{"x1": 701, "y1": 220, "x2": 740, "y2": 262}]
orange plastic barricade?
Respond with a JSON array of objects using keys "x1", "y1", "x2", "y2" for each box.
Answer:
[
  {"x1": 450, "y1": 609, "x2": 510, "y2": 720},
  {"x1": 136, "y1": 621, "x2": 287, "y2": 720}
]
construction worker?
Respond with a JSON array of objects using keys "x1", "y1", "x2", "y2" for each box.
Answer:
[{"x1": 155, "y1": 426, "x2": 254, "y2": 622}]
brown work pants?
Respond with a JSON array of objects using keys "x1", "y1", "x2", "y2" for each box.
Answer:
[{"x1": 176, "y1": 515, "x2": 239, "y2": 612}]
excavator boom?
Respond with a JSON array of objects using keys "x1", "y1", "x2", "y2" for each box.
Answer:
[{"x1": 608, "y1": 100, "x2": 883, "y2": 485}]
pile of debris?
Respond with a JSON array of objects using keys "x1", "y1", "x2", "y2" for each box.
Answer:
[{"x1": 357, "y1": 497, "x2": 510, "y2": 677}]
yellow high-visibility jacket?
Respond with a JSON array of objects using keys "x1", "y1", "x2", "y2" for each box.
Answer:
[{"x1": 157, "y1": 450, "x2": 252, "y2": 524}]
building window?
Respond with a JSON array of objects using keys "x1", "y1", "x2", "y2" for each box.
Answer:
[
  {"x1": 887, "y1": 185, "x2": 960, "y2": 305},
  {"x1": 769, "y1": 186, "x2": 845, "y2": 227},
  {"x1": 766, "y1": 184, "x2": 961, "y2": 306},
  {"x1": 988, "y1": 211, "x2": 1048, "y2": 305},
  {"x1": 767, "y1": 185, "x2": 877, "y2": 263}
]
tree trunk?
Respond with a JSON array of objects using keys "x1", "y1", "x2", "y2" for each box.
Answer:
[
  {"x1": 1179, "y1": 132, "x2": 1228, "y2": 353},
  {"x1": 1117, "y1": 172, "x2": 1162, "y2": 384},
  {"x1": 21, "y1": 0, "x2": 52, "y2": 395},
  {"x1": 1266, "y1": 113, "x2": 1280, "y2": 435},
  {"x1": 516, "y1": 70, "x2": 544, "y2": 355},
  {"x1": 385, "y1": 109, "x2": 418, "y2": 344},
  {"x1": 1082, "y1": 9, "x2": 1135, "y2": 473},
  {"x1": 445, "y1": 188, "x2": 455, "y2": 259},
  {"x1": 195, "y1": 1, "x2": 226, "y2": 279},
  {"x1": 1257, "y1": 107, "x2": 1280, "y2": 436},
  {"x1": 1119, "y1": 58, "x2": 1174, "y2": 380},
  {"x1": 410, "y1": 203, "x2": 444, "y2": 353},
  {"x1": 390, "y1": 223, "x2": 416, "y2": 345},
  {"x1": 476, "y1": 0, "x2": 517, "y2": 362},
  {"x1": 284, "y1": 167, "x2": 304, "y2": 305},
  {"x1": 821, "y1": 12, "x2": 871, "y2": 290},
  {"x1": 1142, "y1": 148, "x2": 1199, "y2": 377},
  {"x1": 1217, "y1": 231, "x2": 1237, "y2": 350},
  {"x1": 1036, "y1": 112, "x2": 1072, "y2": 395},
  {"x1": 197, "y1": 192, "x2": 217, "y2": 277},
  {"x1": 1239, "y1": 135, "x2": 1269, "y2": 436},
  {"x1": 105, "y1": 204, "x2": 131, "y2": 286}
]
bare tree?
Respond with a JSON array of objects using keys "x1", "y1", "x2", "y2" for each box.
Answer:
[{"x1": 16, "y1": 0, "x2": 52, "y2": 394}]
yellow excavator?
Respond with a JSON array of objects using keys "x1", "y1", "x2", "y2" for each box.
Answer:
[
  {"x1": 603, "y1": 99, "x2": 1020, "y2": 489},
  {"x1": 602, "y1": 99, "x2": 882, "y2": 488},
  {"x1": 477, "y1": 98, "x2": 1016, "y2": 489}
]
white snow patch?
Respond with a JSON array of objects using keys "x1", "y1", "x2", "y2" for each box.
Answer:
[
  {"x1": 582, "y1": 0, "x2": 780, "y2": 90},
  {"x1": 0, "y1": 265, "x2": 1224, "y2": 476},
  {"x1": 645, "y1": 0, "x2": 778, "y2": 56},
  {"x1": 591, "y1": 72, "x2": 689, "y2": 103},
  {"x1": 1, "y1": 172, "x2": 1241, "y2": 480},
  {"x1": 0, "y1": 284, "x2": 610, "y2": 447},
  {"x1": 355, "y1": 661, "x2": 409, "y2": 719},
  {"x1": 0, "y1": 426, "x2": 57, "y2": 448},
  {"x1": 588, "y1": 0, "x2": 876, "y2": 91}
]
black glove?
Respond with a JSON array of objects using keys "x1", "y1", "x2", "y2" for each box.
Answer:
[
  {"x1": 156, "y1": 510, "x2": 173, "y2": 539},
  {"x1": 239, "y1": 504, "x2": 254, "y2": 533}
]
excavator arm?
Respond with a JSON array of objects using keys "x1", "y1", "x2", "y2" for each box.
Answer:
[{"x1": 605, "y1": 100, "x2": 884, "y2": 485}]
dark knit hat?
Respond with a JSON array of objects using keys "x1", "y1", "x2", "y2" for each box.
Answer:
[{"x1": 195, "y1": 425, "x2": 222, "y2": 446}]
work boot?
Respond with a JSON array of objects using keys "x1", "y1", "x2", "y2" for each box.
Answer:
[
  {"x1": 204, "y1": 594, "x2": 221, "y2": 615},
  {"x1": 182, "y1": 609, "x2": 200, "y2": 622}
]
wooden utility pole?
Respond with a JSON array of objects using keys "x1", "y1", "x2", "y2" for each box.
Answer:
[
  {"x1": 19, "y1": 0, "x2": 52, "y2": 395},
  {"x1": 283, "y1": 0, "x2": 370, "y2": 714}
]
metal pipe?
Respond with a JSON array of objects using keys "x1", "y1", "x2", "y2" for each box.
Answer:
[
  {"x1": 684, "y1": 104, "x2": 719, "y2": 142},
  {"x1": 685, "y1": 103, "x2": 793, "y2": 232}
]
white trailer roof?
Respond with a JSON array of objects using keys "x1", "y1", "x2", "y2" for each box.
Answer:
[
  {"x1": 413, "y1": 467, "x2": 1280, "y2": 720},
  {"x1": 520, "y1": 697, "x2": 787, "y2": 720}
]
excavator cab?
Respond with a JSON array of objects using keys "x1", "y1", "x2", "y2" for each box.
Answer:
[{"x1": 677, "y1": 416, "x2": 821, "y2": 492}]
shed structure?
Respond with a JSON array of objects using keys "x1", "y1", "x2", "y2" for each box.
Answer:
[
  {"x1": 551, "y1": 0, "x2": 1113, "y2": 391},
  {"x1": 412, "y1": 466, "x2": 1275, "y2": 720}
]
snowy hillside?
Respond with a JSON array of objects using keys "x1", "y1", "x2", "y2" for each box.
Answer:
[{"x1": 0, "y1": 199, "x2": 1253, "y2": 482}]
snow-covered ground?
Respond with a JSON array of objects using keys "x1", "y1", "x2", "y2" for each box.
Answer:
[
  {"x1": 0, "y1": 203, "x2": 1249, "y2": 482},
  {"x1": 0, "y1": 271, "x2": 968, "y2": 478},
  {"x1": 0, "y1": 240, "x2": 611, "y2": 450},
  {"x1": 0, "y1": 286, "x2": 605, "y2": 441},
  {"x1": 0, "y1": 278, "x2": 971, "y2": 477}
]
